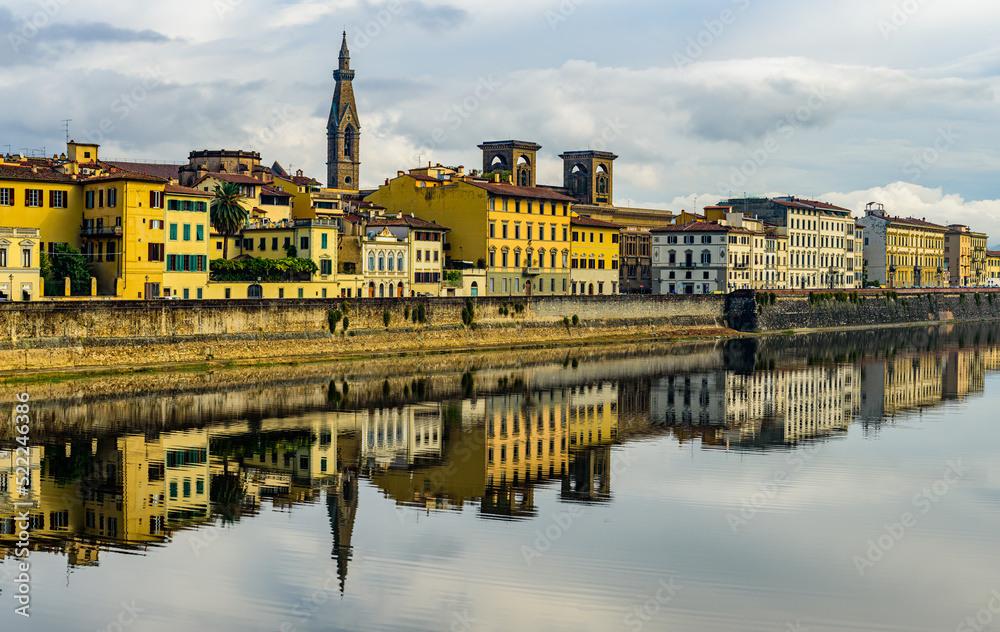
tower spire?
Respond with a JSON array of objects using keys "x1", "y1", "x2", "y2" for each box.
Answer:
[{"x1": 338, "y1": 31, "x2": 350, "y2": 72}]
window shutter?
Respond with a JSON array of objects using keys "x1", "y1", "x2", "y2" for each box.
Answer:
[
  {"x1": 49, "y1": 190, "x2": 54, "y2": 207},
  {"x1": 150, "y1": 191, "x2": 156, "y2": 208},
  {"x1": 148, "y1": 243, "x2": 154, "y2": 261}
]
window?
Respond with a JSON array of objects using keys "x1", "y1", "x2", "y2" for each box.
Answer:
[
  {"x1": 21, "y1": 248, "x2": 31, "y2": 267},
  {"x1": 169, "y1": 224, "x2": 178, "y2": 240},
  {"x1": 300, "y1": 237, "x2": 309, "y2": 250},
  {"x1": 0, "y1": 249, "x2": 6, "y2": 267},
  {"x1": 150, "y1": 191, "x2": 163, "y2": 208},
  {"x1": 502, "y1": 251, "x2": 509, "y2": 267},
  {"x1": 489, "y1": 251, "x2": 496, "y2": 267},
  {"x1": 183, "y1": 224, "x2": 191, "y2": 241},
  {"x1": 26, "y1": 189, "x2": 42, "y2": 207},
  {"x1": 416, "y1": 250, "x2": 422, "y2": 262},
  {"x1": 515, "y1": 223, "x2": 521, "y2": 239},
  {"x1": 50, "y1": 190, "x2": 67, "y2": 208},
  {"x1": 321, "y1": 233, "x2": 328, "y2": 249},
  {"x1": 85, "y1": 190, "x2": 95, "y2": 208},
  {"x1": 0, "y1": 188, "x2": 12, "y2": 205},
  {"x1": 259, "y1": 238, "x2": 265, "y2": 251},
  {"x1": 434, "y1": 251, "x2": 439, "y2": 262},
  {"x1": 490, "y1": 222, "x2": 496, "y2": 238},
  {"x1": 196, "y1": 225, "x2": 204, "y2": 241},
  {"x1": 368, "y1": 254, "x2": 375, "y2": 271},
  {"x1": 321, "y1": 259, "x2": 333, "y2": 275},
  {"x1": 147, "y1": 243, "x2": 164, "y2": 262},
  {"x1": 108, "y1": 188, "x2": 117, "y2": 207}
]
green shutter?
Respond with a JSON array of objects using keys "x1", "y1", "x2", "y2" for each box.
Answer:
[{"x1": 169, "y1": 224, "x2": 177, "y2": 240}]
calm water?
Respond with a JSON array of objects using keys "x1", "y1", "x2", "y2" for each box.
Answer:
[{"x1": 3, "y1": 324, "x2": 1000, "y2": 632}]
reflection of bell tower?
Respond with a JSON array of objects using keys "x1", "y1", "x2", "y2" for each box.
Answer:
[
  {"x1": 327, "y1": 470, "x2": 358, "y2": 593},
  {"x1": 478, "y1": 140, "x2": 541, "y2": 187},
  {"x1": 327, "y1": 32, "x2": 361, "y2": 191},
  {"x1": 559, "y1": 150, "x2": 617, "y2": 206}
]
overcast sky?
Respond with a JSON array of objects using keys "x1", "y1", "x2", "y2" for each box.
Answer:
[{"x1": 2, "y1": 0, "x2": 999, "y2": 243}]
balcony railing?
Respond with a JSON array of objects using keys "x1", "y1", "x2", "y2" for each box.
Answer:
[{"x1": 81, "y1": 226, "x2": 123, "y2": 237}]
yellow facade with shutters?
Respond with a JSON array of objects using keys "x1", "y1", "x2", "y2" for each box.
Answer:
[
  {"x1": 163, "y1": 186, "x2": 213, "y2": 299},
  {"x1": 569, "y1": 216, "x2": 621, "y2": 295},
  {"x1": 367, "y1": 170, "x2": 574, "y2": 296}
]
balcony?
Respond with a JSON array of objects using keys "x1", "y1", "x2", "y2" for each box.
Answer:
[
  {"x1": 81, "y1": 226, "x2": 123, "y2": 237},
  {"x1": 523, "y1": 267, "x2": 541, "y2": 276}
]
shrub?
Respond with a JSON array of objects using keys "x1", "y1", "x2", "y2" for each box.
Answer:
[
  {"x1": 960, "y1": 293, "x2": 966, "y2": 304},
  {"x1": 404, "y1": 307, "x2": 410, "y2": 320},
  {"x1": 769, "y1": 292, "x2": 776, "y2": 305},
  {"x1": 342, "y1": 316, "x2": 349, "y2": 331},
  {"x1": 383, "y1": 311, "x2": 391, "y2": 328},
  {"x1": 975, "y1": 293, "x2": 982, "y2": 306},
  {"x1": 461, "y1": 307, "x2": 472, "y2": 326},
  {"x1": 327, "y1": 310, "x2": 343, "y2": 333},
  {"x1": 571, "y1": 315, "x2": 579, "y2": 326},
  {"x1": 563, "y1": 316, "x2": 571, "y2": 332},
  {"x1": 465, "y1": 298, "x2": 475, "y2": 320},
  {"x1": 514, "y1": 303, "x2": 524, "y2": 314},
  {"x1": 417, "y1": 303, "x2": 427, "y2": 323},
  {"x1": 341, "y1": 300, "x2": 350, "y2": 314},
  {"x1": 412, "y1": 308, "x2": 419, "y2": 323}
]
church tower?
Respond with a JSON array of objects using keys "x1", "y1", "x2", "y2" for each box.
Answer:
[{"x1": 327, "y1": 32, "x2": 360, "y2": 190}]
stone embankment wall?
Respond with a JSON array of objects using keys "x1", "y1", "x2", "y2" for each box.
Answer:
[
  {"x1": 0, "y1": 295, "x2": 728, "y2": 372},
  {"x1": 740, "y1": 289, "x2": 1000, "y2": 332}
]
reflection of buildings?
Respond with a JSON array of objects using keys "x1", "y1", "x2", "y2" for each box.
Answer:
[
  {"x1": 360, "y1": 404, "x2": 442, "y2": 470},
  {"x1": 650, "y1": 366, "x2": 860, "y2": 448}
]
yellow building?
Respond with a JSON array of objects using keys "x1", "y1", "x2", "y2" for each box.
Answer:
[
  {"x1": 987, "y1": 250, "x2": 1000, "y2": 285},
  {"x1": 0, "y1": 160, "x2": 81, "y2": 259},
  {"x1": 570, "y1": 215, "x2": 621, "y2": 295},
  {"x1": 208, "y1": 218, "x2": 341, "y2": 299},
  {"x1": 366, "y1": 164, "x2": 574, "y2": 297},
  {"x1": 944, "y1": 224, "x2": 977, "y2": 287},
  {"x1": 970, "y1": 230, "x2": 989, "y2": 286},
  {"x1": 0, "y1": 227, "x2": 41, "y2": 301},
  {"x1": 162, "y1": 185, "x2": 213, "y2": 299},
  {"x1": 858, "y1": 205, "x2": 947, "y2": 288}
]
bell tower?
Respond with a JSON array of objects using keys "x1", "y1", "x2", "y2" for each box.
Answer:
[
  {"x1": 327, "y1": 32, "x2": 360, "y2": 191},
  {"x1": 478, "y1": 140, "x2": 541, "y2": 187},
  {"x1": 559, "y1": 150, "x2": 617, "y2": 206}
]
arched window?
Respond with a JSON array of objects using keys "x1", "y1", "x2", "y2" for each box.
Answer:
[
  {"x1": 398, "y1": 256, "x2": 405, "y2": 271},
  {"x1": 388, "y1": 256, "x2": 394, "y2": 271},
  {"x1": 378, "y1": 254, "x2": 385, "y2": 271},
  {"x1": 344, "y1": 127, "x2": 355, "y2": 158},
  {"x1": 379, "y1": 283, "x2": 384, "y2": 297},
  {"x1": 368, "y1": 254, "x2": 375, "y2": 271}
]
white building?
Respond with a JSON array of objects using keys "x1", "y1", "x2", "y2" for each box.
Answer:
[{"x1": 650, "y1": 223, "x2": 734, "y2": 294}]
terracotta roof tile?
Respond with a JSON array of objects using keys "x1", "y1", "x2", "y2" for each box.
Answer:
[
  {"x1": 0, "y1": 163, "x2": 77, "y2": 183},
  {"x1": 165, "y1": 184, "x2": 213, "y2": 197},
  {"x1": 103, "y1": 161, "x2": 183, "y2": 181},
  {"x1": 465, "y1": 180, "x2": 577, "y2": 202},
  {"x1": 196, "y1": 173, "x2": 264, "y2": 186},
  {"x1": 368, "y1": 215, "x2": 450, "y2": 231},
  {"x1": 650, "y1": 221, "x2": 737, "y2": 233},
  {"x1": 571, "y1": 216, "x2": 623, "y2": 229}
]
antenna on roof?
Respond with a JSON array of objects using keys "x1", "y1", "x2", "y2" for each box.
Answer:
[{"x1": 61, "y1": 119, "x2": 71, "y2": 144}]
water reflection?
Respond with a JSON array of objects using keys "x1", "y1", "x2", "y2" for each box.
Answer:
[{"x1": 1, "y1": 322, "x2": 999, "y2": 624}]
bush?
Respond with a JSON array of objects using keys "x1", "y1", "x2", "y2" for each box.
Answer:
[
  {"x1": 960, "y1": 293, "x2": 966, "y2": 304},
  {"x1": 571, "y1": 314, "x2": 579, "y2": 326},
  {"x1": 461, "y1": 307, "x2": 472, "y2": 326},
  {"x1": 341, "y1": 300, "x2": 350, "y2": 314},
  {"x1": 417, "y1": 303, "x2": 427, "y2": 323},
  {"x1": 514, "y1": 303, "x2": 524, "y2": 314},
  {"x1": 975, "y1": 293, "x2": 982, "y2": 306},
  {"x1": 383, "y1": 311, "x2": 391, "y2": 328},
  {"x1": 769, "y1": 292, "x2": 776, "y2": 305},
  {"x1": 563, "y1": 316, "x2": 571, "y2": 332},
  {"x1": 327, "y1": 310, "x2": 343, "y2": 333},
  {"x1": 342, "y1": 316, "x2": 350, "y2": 331},
  {"x1": 412, "y1": 308, "x2": 419, "y2": 323},
  {"x1": 465, "y1": 298, "x2": 475, "y2": 320},
  {"x1": 209, "y1": 257, "x2": 317, "y2": 282},
  {"x1": 404, "y1": 307, "x2": 410, "y2": 320}
]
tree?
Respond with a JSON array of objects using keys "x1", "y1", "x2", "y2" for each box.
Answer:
[
  {"x1": 210, "y1": 182, "x2": 248, "y2": 260},
  {"x1": 44, "y1": 243, "x2": 92, "y2": 295}
]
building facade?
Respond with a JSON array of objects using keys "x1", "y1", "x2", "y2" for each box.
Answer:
[
  {"x1": 569, "y1": 215, "x2": 621, "y2": 295},
  {"x1": 857, "y1": 203, "x2": 948, "y2": 288}
]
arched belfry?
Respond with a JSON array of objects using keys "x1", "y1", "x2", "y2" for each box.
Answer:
[
  {"x1": 328, "y1": 32, "x2": 361, "y2": 190},
  {"x1": 559, "y1": 150, "x2": 617, "y2": 206},
  {"x1": 478, "y1": 140, "x2": 541, "y2": 187}
]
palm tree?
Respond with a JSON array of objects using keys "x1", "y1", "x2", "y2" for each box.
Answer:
[{"x1": 210, "y1": 181, "x2": 248, "y2": 260}]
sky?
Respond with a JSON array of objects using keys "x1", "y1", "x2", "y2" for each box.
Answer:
[{"x1": 1, "y1": 0, "x2": 999, "y2": 245}]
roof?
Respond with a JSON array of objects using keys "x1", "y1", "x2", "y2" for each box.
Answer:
[
  {"x1": 650, "y1": 222, "x2": 736, "y2": 233},
  {"x1": 571, "y1": 216, "x2": 623, "y2": 229},
  {"x1": 291, "y1": 175, "x2": 320, "y2": 186},
  {"x1": 165, "y1": 184, "x2": 213, "y2": 197},
  {"x1": 465, "y1": 180, "x2": 577, "y2": 202},
  {"x1": 196, "y1": 173, "x2": 264, "y2": 186},
  {"x1": 0, "y1": 163, "x2": 77, "y2": 183},
  {"x1": 83, "y1": 170, "x2": 167, "y2": 184},
  {"x1": 368, "y1": 215, "x2": 450, "y2": 231},
  {"x1": 771, "y1": 198, "x2": 852, "y2": 214},
  {"x1": 891, "y1": 217, "x2": 949, "y2": 230},
  {"x1": 261, "y1": 186, "x2": 292, "y2": 197},
  {"x1": 103, "y1": 160, "x2": 183, "y2": 181},
  {"x1": 987, "y1": 250, "x2": 1000, "y2": 257}
]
